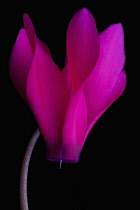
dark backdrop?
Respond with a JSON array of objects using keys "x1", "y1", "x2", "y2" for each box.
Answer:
[{"x1": 1, "y1": 1, "x2": 128, "y2": 209}]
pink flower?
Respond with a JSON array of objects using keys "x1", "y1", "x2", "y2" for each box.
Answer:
[{"x1": 9, "y1": 8, "x2": 126, "y2": 163}]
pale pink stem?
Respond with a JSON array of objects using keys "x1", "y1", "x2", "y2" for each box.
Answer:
[{"x1": 20, "y1": 129, "x2": 40, "y2": 210}]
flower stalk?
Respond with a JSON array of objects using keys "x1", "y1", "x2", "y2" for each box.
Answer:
[{"x1": 20, "y1": 129, "x2": 40, "y2": 210}]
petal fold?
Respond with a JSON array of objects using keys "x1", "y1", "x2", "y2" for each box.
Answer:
[{"x1": 63, "y1": 91, "x2": 87, "y2": 162}]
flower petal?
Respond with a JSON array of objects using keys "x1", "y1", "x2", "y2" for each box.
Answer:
[
  {"x1": 84, "y1": 23, "x2": 126, "y2": 138},
  {"x1": 66, "y1": 8, "x2": 100, "y2": 92},
  {"x1": 37, "y1": 39, "x2": 51, "y2": 56},
  {"x1": 9, "y1": 14, "x2": 51, "y2": 101},
  {"x1": 10, "y1": 14, "x2": 69, "y2": 160},
  {"x1": 9, "y1": 28, "x2": 33, "y2": 101},
  {"x1": 23, "y1": 13, "x2": 36, "y2": 53},
  {"x1": 62, "y1": 61, "x2": 72, "y2": 92},
  {"x1": 27, "y1": 42, "x2": 69, "y2": 160},
  {"x1": 63, "y1": 91, "x2": 87, "y2": 162},
  {"x1": 24, "y1": 13, "x2": 51, "y2": 56},
  {"x1": 84, "y1": 70, "x2": 126, "y2": 140}
]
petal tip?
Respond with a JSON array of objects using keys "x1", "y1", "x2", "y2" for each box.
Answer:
[
  {"x1": 23, "y1": 13, "x2": 30, "y2": 26},
  {"x1": 110, "y1": 23, "x2": 124, "y2": 34},
  {"x1": 23, "y1": 13, "x2": 36, "y2": 53},
  {"x1": 75, "y1": 7, "x2": 95, "y2": 21},
  {"x1": 23, "y1": 13, "x2": 28, "y2": 18},
  {"x1": 78, "y1": 7, "x2": 90, "y2": 14}
]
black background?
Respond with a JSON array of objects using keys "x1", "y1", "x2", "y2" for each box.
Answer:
[{"x1": 1, "y1": 1, "x2": 129, "y2": 209}]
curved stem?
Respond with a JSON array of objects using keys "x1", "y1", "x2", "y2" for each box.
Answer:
[{"x1": 20, "y1": 129, "x2": 40, "y2": 210}]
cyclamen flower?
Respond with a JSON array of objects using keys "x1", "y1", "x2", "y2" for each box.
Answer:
[{"x1": 10, "y1": 8, "x2": 126, "y2": 163}]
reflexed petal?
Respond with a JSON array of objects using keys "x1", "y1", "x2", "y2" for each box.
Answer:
[
  {"x1": 66, "y1": 8, "x2": 100, "y2": 92},
  {"x1": 63, "y1": 91, "x2": 87, "y2": 162},
  {"x1": 84, "y1": 23, "x2": 126, "y2": 138}
]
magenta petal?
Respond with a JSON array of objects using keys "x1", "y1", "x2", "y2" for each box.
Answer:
[
  {"x1": 66, "y1": 8, "x2": 100, "y2": 92},
  {"x1": 9, "y1": 28, "x2": 33, "y2": 101},
  {"x1": 10, "y1": 14, "x2": 69, "y2": 160},
  {"x1": 84, "y1": 71, "x2": 126, "y2": 140},
  {"x1": 62, "y1": 62, "x2": 72, "y2": 95},
  {"x1": 9, "y1": 14, "x2": 51, "y2": 102},
  {"x1": 63, "y1": 91, "x2": 87, "y2": 162},
  {"x1": 23, "y1": 13, "x2": 36, "y2": 53},
  {"x1": 84, "y1": 24, "x2": 126, "y2": 138},
  {"x1": 37, "y1": 39, "x2": 51, "y2": 56},
  {"x1": 26, "y1": 42, "x2": 69, "y2": 160},
  {"x1": 23, "y1": 13, "x2": 51, "y2": 56}
]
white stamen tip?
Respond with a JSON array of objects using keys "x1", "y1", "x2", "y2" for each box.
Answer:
[{"x1": 59, "y1": 159, "x2": 62, "y2": 169}]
